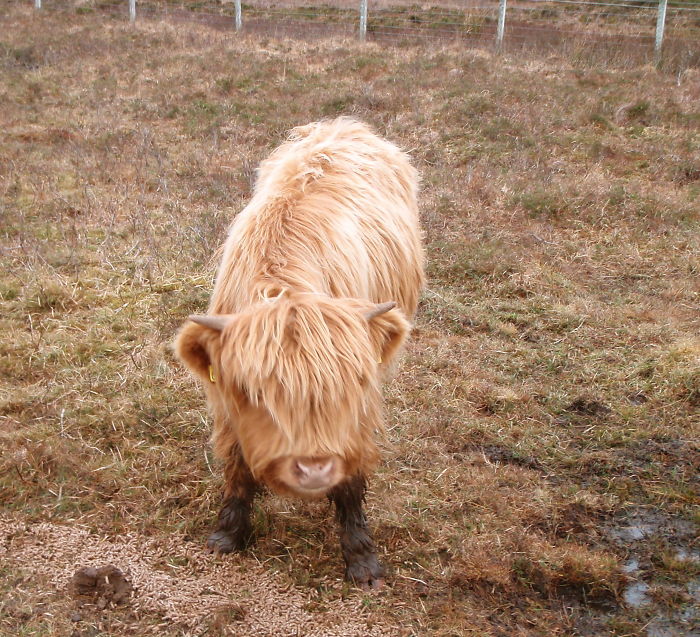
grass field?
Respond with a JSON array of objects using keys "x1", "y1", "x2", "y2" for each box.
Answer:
[
  {"x1": 68, "y1": 0, "x2": 700, "y2": 70},
  {"x1": 1, "y1": 3, "x2": 699, "y2": 635}
]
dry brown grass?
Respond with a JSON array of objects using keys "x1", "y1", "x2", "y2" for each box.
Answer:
[{"x1": 1, "y1": 4, "x2": 699, "y2": 636}]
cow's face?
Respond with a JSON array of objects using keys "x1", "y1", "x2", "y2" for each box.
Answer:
[{"x1": 174, "y1": 296, "x2": 409, "y2": 497}]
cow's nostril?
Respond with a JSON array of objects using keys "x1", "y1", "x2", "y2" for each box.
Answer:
[
  {"x1": 292, "y1": 457, "x2": 336, "y2": 490},
  {"x1": 295, "y1": 460, "x2": 310, "y2": 476}
]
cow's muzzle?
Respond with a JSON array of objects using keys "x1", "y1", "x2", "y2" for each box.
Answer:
[{"x1": 278, "y1": 455, "x2": 345, "y2": 495}]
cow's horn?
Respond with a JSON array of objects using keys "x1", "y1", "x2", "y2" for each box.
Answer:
[
  {"x1": 188, "y1": 314, "x2": 234, "y2": 332},
  {"x1": 364, "y1": 302, "x2": 396, "y2": 321}
]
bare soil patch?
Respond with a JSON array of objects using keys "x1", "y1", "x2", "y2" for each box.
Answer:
[{"x1": 1, "y1": 515, "x2": 397, "y2": 635}]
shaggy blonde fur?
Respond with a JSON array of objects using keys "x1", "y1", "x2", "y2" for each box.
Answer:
[{"x1": 175, "y1": 118, "x2": 424, "y2": 490}]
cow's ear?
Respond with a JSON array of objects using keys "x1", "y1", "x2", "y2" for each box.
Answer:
[
  {"x1": 364, "y1": 304, "x2": 411, "y2": 367},
  {"x1": 173, "y1": 318, "x2": 225, "y2": 383}
]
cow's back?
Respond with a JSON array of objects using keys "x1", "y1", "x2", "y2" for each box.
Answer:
[{"x1": 211, "y1": 118, "x2": 424, "y2": 317}]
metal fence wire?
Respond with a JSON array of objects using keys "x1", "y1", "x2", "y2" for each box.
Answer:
[{"x1": 25, "y1": 0, "x2": 700, "y2": 68}]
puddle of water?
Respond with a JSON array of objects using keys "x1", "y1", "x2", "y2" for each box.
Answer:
[
  {"x1": 606, "y1": 508, "x2": 700, "y2": 635},
  {"x1": 676, "y1": 549, "x2": 700, "y2": 563},
  {"x1": 623, "y1": 581, "x2": 651, "y2": 608},
  {"x1": 647, "y1": 616, "x2": 700, "y2": 637},
  {"x1": 642, "y1": 580, "x2": 700, "y2": 636},
  {"x1": 646, "y1": 618, "x2": 679, "y2": 637},
  {"x1": 606, "y1": 509, "x2": 697, "y2": 547},
  {"x1": 680, "y1": 605, "x2": 699, "y2": 623},
  {"x1": 609, "y1": 524, "x2": 652, "y2": 542}
]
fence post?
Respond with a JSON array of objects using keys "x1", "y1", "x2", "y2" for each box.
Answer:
[
  {"x1": 359, "y1": 0, "x2": 367, "y2": 41},
  {"x1": 496, "y1": 0, "x2": 507, "y2": 53},
  {"x1": 654, "y1": 0, "x2": 667, "y2": 65},
  {"x1": 129, "y1": 0, "x2": 136, "y2": 23},
  {"x1": 235, "y1": 0, "x2": 242, "y2": 31}
]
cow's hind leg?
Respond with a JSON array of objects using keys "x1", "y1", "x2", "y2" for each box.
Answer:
[
  {"x1": 207, "y1": 445, "x2": 258, "y2": 554},
  {"x1": 329, "y1": 474, "x2": 384, "y2": 590}
]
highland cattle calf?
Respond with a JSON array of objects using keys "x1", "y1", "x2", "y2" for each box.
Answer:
[{"x1": 174, "y1": 117, "x2": 424, "y2": 589}]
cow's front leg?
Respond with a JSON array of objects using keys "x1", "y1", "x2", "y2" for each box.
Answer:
[
  {"x1": 329, "y1": 474, "x2": 385, "y2": 590},
  {"x1": 207, "y1": 445, "x2": 258, "y2": 554}
]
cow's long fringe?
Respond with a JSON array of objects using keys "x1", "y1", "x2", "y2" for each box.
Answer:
[{"x1": 216, "y1": 294, "x2": 385, "y2": 478}]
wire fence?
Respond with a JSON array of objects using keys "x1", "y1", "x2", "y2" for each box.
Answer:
[{"x1": 25, "y1": 0, "x2": 700, "y2": 69}]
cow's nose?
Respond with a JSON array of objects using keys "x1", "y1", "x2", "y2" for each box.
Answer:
[{"x1": 293, "y1": 457, "x2": 336, "y2": 491}]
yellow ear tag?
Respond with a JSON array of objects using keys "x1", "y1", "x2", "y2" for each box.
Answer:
[{"x1": 208, "y1": 365, "x2": 216, "y2": 384}]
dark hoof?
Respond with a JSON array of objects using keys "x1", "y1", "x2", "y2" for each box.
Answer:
[
  {"x1": 345, "y1": 556, "x2": 385, "y2": 591},
  {"x1": 207, "y1": 529, "x2": 246, "y2": 554}
]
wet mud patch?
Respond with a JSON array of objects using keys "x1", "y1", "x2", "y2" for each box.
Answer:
[
  {"x1": 70, "y1": 565, "x2": 133, "y2": 609},
  {"x1": 606, "y1": 507, "x2": 699, "y2": 636},
  {"x1": 568, "y1": 437, "x2": 699, "y2": 498},
  {"x1": 563, "y1": 398, "x2": 613, "y2": 419},
  {"x1": 480, "y1": 444, "x2": 546, "y2": 472},
  {"x1": 608, "y1": 508, "x2": 696, "y2": 545},
  {"x1": 554, "y1": 397, "x2": 615, "y2": 431}
]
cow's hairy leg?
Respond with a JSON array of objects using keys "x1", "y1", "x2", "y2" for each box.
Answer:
[
  {"x1": 207, "y1": 446, "x2": 258, "y2": 554},
  {"x1": 329, "y1": 474, "x2": 385, "y2": 590}
]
